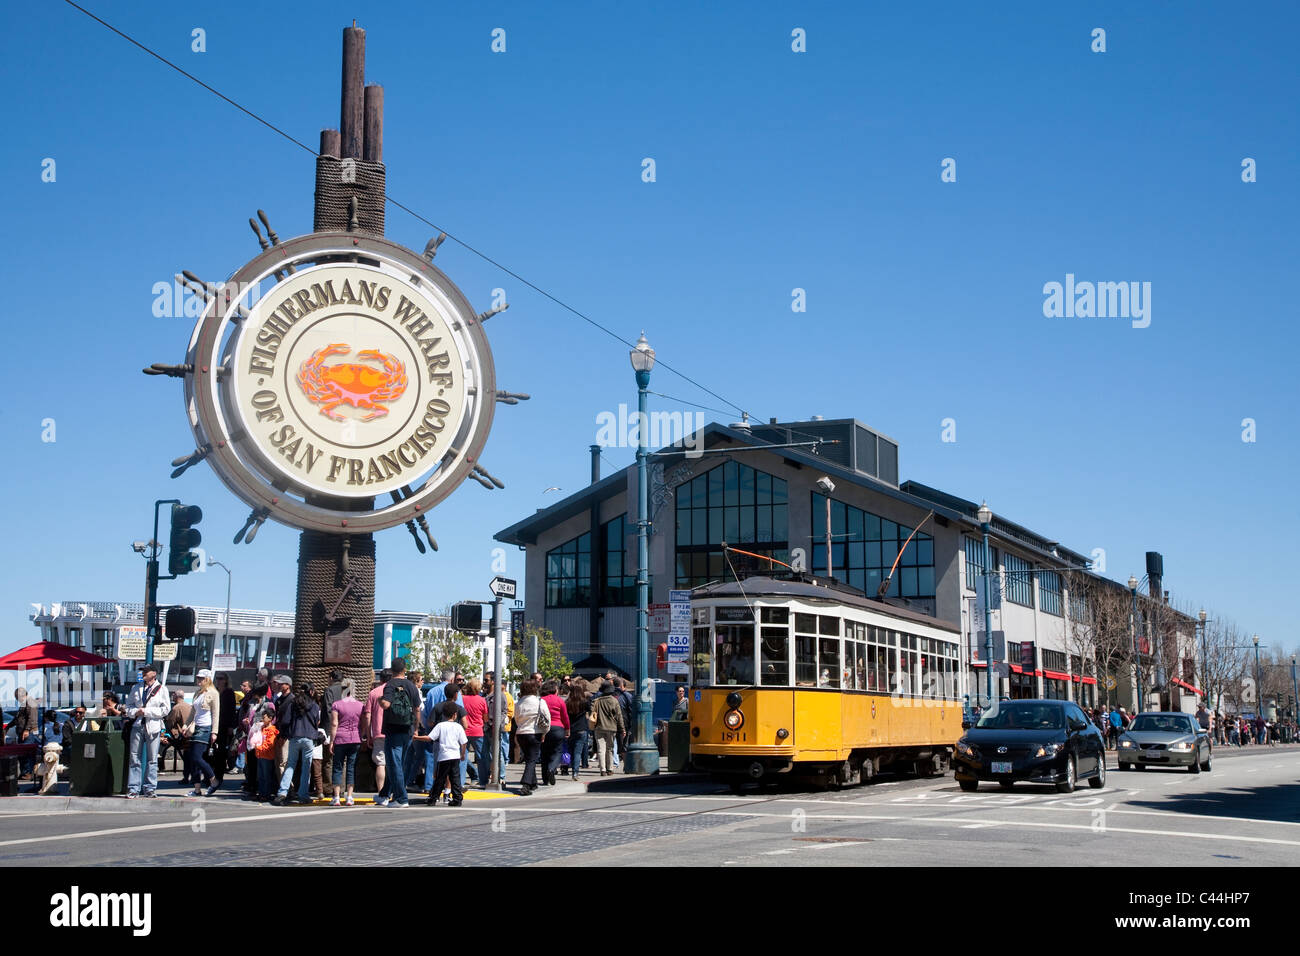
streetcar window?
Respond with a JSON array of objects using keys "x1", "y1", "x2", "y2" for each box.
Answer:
[
  {"x1": 818, "y1": 639, "x2": 841, "y2": 688},
  {"x1": 716, "y1": 626, "x2": 755, "y2": 685},
  {"x1": 795, "y1": 635, "x2": 817, "y2": 686},
  {"x1": 692, "y1": 626, "x2": 711, "y2": 685},
  {"x1": 795, "y1": 613, "x2": 817, "y2": 634},
  {"x1": 886, "y1": 646, "x2": 899, "y2": 694},
  {"x1": 819, "y1": 616, "x2": 840, "y2": 636},
  {"x1": 760, "y1": 626, "x2": 789, "y2": 685},
  {"x1": 850, "y1": 640, "x2": 866, "y2": 690},
  {"x1": 761, "y1": 607, "x2": 789, "y2": 624}
]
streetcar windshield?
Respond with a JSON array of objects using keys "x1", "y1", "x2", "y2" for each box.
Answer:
[{"x1": 975, "y1": 702, "x2": 1064, "y2": 731}]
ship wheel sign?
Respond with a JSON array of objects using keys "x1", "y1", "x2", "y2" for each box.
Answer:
[{"x1": 151, "y1": 227, "x2": 525, "y2": 544}]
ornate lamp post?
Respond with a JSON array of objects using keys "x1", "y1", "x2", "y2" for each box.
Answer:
[
  {"x1": 977, "y1": 502, "x2": 994, "y2": 707},
  {"x1": 1129, "y1": 575, "x2": 1142, "y2": 712},
  {"x1": 626, "y1": 332, "x2": 658, "y2": 774}
]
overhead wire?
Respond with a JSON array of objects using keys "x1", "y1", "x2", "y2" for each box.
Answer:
[{"x1": 62, "y1": 0, "x2": 760, "y2": 424}]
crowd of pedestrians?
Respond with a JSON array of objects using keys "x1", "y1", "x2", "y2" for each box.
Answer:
[{"x1": 112, "y1": 659, "x2": 643, "y2": 804}]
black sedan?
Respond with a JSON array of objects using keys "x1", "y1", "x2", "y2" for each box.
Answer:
[{"x1": 952, "y1": 699, "x2": 1106, "y2": 793}]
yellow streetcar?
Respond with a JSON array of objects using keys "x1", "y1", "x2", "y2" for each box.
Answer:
[{"x1": 687, "y1": 575, "x2": 964, "y2": 788}]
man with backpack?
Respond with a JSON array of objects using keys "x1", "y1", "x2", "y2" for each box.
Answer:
[
  {"x1": 615, "y1": 678, "x2": 634, "y2": 767},
  {"x1": 375, "y1": 659, "x2": 421, "y2": 808}
]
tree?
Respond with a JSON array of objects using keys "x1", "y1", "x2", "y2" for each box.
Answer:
[
  {"x1": 505, "y1": 623, "x2": 573, "y2": 684},
  {"x1": 1197, "y1": 615, "x2": 1250, "y2": 714},
  {"x1": 407, "y1": 605, "x2": 483, "y2": 680},
  {"x1": 1062, "y1": 571, "x2": 1135, "y2": 708}
]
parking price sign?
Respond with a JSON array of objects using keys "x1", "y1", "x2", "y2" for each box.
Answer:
[{"x1": 667, "y1": 589, "x2": 691, "y2": 662}]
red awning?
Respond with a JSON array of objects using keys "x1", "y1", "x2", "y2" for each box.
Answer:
[
  {"x1": 1080, "y1": 676, "x2": 1097, "y2": 685},
  {"x1": 1042, "y1": 669, "x2": 1071, "y2": 681},
  {"x1": 1171, "y1": 677, "x2": 1205, "y2": 696},
  {"x1": 0, "y1": 641, "x2": 115, "y2": 670}
]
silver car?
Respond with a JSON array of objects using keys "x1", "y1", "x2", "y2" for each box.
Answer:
[{"x1": 1117, "y1": 712, "x2": 1211, "y2": 773}]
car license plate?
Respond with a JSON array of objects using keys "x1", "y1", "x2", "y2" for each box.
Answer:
[{"x1": 991, "y1": 761, "x2": 1013, "y2": 774}]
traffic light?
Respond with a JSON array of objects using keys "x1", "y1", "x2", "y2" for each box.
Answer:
[
  {"x1": 164, "y1": 606, "x2": 197, "y2": 641},
  {"x1": 450, "y1": 602, "x2": 482, "y2": 632},
  {"x1": 168, "y1": 503, "x2": 203, "y2": 575}
]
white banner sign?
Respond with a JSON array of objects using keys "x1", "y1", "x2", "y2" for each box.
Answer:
[
  {"x1": 117, "y1": 627, "x2": 147, "y2": 661},
  {"x1": 212, "y1": 654, "x2": 237, "y2": 672}
]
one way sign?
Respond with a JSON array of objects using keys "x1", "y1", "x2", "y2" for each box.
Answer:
[{"x1": 489, "y1": 576, "x2": 517, "y2": 599}]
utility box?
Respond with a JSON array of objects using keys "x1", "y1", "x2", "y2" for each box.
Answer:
[
  {"x1": 666, "y1": 719, "x2": 692, "y2": 773},
  {"x1": 67, "y1": 720, "x2": 126, "y2": 796}
]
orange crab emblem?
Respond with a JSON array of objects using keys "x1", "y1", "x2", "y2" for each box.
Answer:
[{"x1": 297, "y1": 343, "x2": 408, "y2": 421}]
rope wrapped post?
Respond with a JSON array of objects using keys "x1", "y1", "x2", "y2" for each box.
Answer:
[{"x1": 292, "y1": 26, "x2": 387, "y2": 695}]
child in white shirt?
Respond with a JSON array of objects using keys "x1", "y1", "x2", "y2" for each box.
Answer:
[{"x1": 419, "y1": 700, "x2": 468, "y2": 806}]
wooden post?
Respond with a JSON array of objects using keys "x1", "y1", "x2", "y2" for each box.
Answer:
[
  {"x1": 363, "y1": 85, "x2": 384, "y2": 163},
  {"x1": 340, "y1": 26, "x2": 365, "y2": 160},
  {"x1": 319, "y1": 128, "x2": 341, "y2": 159}
]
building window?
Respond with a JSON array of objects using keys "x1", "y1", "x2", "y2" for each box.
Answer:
[
  {"x1": 675, "y1": 461, "x2": 788, "y2": 588},
  {"x1": 1039, "y1": 570, "x2": 1063, "y2": 617},
  {"x1": 812, "y1": 495, "x2": 935, "y2": 600},
  {"x1": 1043, "y1": 649, "x2": 1068, "y2": 672},
  {"x1": 1068, "y1": 586, "x2": 1088, "y2": 623},
  {"x1": 546, "y1": 531, "x2": 592, "y2": 608},
  {"x1": 1003, "y1": 552, "x2": 1033, "y2": 607},
  {"x1": 600, "y1": 515, "x2": 636, "y2": 606},
  {"x1": 964, "y1": 537, "x2": 984, "y2": 591}
]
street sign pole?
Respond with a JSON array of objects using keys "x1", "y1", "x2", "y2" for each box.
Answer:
[{"x1": 490, "y1": 591, "x2": 503, "y2": 793}]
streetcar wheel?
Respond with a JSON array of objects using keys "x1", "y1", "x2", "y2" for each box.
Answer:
[
  {"x1": 958, "y1": 778, "x2": 978, "y2": 792},
  {"x1": 1055, "y1": 756, "x2": 1076, "y2": 793},
  {"x1": 1088, "y1": 758, "x2": 1106, "y2": 790}
]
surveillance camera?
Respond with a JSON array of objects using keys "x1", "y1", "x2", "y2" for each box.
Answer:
[
  {"x1": 816, "y1": 476, "x2": 835, "y2": 493},
  {"x1": 131, "y1": 541, "x2": 149, "y2": 553}
]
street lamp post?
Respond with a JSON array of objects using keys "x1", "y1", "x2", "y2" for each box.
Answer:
[
  {"x1": 977, "y1": 502, "x2": 994, "y2": 707},
  {"x1": 1198, "y1": 609, "x2": 1207, "y2": 710},
  {"x1": 817, "y1": 477, "x2": 835, "y2": 579},
  {"x1": 1252, "y1": 634, "x2": 1262, "y2": 736},
  {"x1": 1129, "y1": 576, "x2": 1142, "y2": 713},
  {"x1": 1290, "y1": 655, "x2": 1298, "y2": 741},
  {"x1": 626, "y1": 332, "x2": 658, "y2": 775},
  {"x1": 208, "y1": 558, "x2": 232, "y2": 656}
]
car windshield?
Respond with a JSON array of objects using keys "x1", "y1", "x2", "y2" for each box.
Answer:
[
  {"x1": 975, "y1": 702, "x2": 1064, "y2": 731},
  {"x1": 1130, "y1": 715, "x2": 1194, "y2": 734}
]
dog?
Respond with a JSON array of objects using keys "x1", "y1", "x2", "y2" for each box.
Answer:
[{"x1": 38, "y1": 742, "x2": 67, "y2": 795}]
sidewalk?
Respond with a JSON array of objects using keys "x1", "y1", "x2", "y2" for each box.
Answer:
[{"x1": 0, "y1": 756, "x2": 709, "y2": 813}]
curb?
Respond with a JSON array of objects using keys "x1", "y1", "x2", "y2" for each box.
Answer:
[{"x1": 582, "y1": 771, "x2": 710, "y2": 792}]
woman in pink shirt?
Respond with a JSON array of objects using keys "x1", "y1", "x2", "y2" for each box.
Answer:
[
  {"x1": 539, "y1": 679, "x2": 571, "y2": 786},
  {"x1": 461, "y1": 678, "x2": 488, "y2": 785},
  {"x1": 329, "y1": 677, "x2": 364, "y2": 806}
]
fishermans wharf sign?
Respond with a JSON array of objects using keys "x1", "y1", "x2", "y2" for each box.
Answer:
[{"x1": 186, "y1": 232, "x2": 496, "y2": 534}]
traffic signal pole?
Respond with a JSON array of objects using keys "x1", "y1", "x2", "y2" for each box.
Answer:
[{"x1": 147, "y1": 499, "x2": 179, "y2": 684}]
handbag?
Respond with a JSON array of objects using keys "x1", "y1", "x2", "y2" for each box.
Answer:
[
  {"x1": 586, "y1": 705, "x2": 598, "y2": 730},
  {"x1": 561, "y1": 741, "x2": 572, "y2": 766}
]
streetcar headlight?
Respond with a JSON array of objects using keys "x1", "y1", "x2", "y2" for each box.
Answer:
[
  {"x1": 725, "y1": 692, "x2": 743, "y2": 710},
  {"x1": 723, "y1": 710, "x2": 744, "y2": 730}
]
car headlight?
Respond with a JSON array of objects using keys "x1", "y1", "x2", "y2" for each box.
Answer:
[
  {"x1": 1169, "y1": 741, "x2": 1193, "y2": 752},
  {"x1": 955, "y1": 739, "x2": 976, "y2": 757},
  {"x1": 1032, "y1": 742, "x2": 1063, "y2": 758},
  {"x1": 1119, "y1": 738, "x2": 1134, "y2": 748}
]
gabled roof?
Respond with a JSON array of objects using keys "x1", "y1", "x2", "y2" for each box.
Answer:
[{"x1": 494, "y1": 468, "x2": 629, "y2": 546}]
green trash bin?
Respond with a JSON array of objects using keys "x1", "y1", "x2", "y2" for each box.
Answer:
[
  {"x1": 666, "y1": 718, "x2": 692, "y2": 773},
  {"x1": 67, "y1": 718, "x2": 126, "y2": 796}
]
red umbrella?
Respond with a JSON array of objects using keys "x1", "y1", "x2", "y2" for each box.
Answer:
[{"x1": 0, "y1": 641, "x2": 115, "y2": 670}]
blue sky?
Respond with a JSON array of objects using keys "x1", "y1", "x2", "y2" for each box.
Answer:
[{"x1": 2, "y1": 1, "x2": 1296, "y2": 656}]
